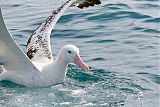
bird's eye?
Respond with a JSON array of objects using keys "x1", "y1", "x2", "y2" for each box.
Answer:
[{"x1": 68, "y1": 50, "x2": 71, "y2": 54}]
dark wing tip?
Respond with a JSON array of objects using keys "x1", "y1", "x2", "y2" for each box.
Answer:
[{"x1": 77, "y1": 0, "x2": 101, "y2": 9}]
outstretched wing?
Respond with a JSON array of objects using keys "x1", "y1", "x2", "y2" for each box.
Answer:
[
  {"x1": 26, "y1": 0, "x2": 75, "y2": 63},
  {"x1": 0, "y1": 8, "x2": 39, "y2": 73},
  {"x1": 26, "y1": 0, "x2": 101, "y2": 63}
]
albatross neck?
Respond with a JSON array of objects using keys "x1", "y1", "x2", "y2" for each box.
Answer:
[{"x1": 54, "y1": 56, "x2": 68, "y2": 68}]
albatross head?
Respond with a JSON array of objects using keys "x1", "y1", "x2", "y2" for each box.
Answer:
[{"x1": 59, "y1": 44, "x2": 89, "y2": 72}]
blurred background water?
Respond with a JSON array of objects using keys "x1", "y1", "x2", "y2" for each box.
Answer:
[{"x1": 0, "y1": 0, "x2": 159, "y2": 106}]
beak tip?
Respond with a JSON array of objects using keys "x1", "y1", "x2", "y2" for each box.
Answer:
[{"x1": 84, "y1": 66, "x2": 90, "y2": 72}]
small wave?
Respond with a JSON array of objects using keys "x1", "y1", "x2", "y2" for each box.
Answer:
[
  {"x1": 86, "y1": 39, "x2": 116, "y2": 43},
  {"x1": 87, "y1": 11, "x2": 151, "y2": 22},
  {"x1": 92, "y1": 57, "x2": 106, "y2": 61},
  {"x1": 136, "y1": 3, "x2": 160, "y2": 9},
  {"x1": 144, "y1": 18, "x2": 160, "y2": 23},
  {"x1": 132, "y1": 27, "x2": 160, "y2": 34},
  {"x1": 104, "y1": 3, "x2": 131, "y2": 9},
  {"x1": 132, "y1": 27, "x2": 145, "y2": 31},
  {"x1": 143, "y1": 29, "x2": 160, "y2": 33},
  {"x1": 136, "y1": 72, "x2": 160, "y2": 84}
]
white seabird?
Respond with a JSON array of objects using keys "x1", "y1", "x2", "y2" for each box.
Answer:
[{"x1": 0, "y1": 0, "x2": 101, "y2": 87}]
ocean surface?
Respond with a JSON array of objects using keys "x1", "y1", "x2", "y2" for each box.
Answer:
[{"x1": 0, "y1": 0, "x2": 159, "y2": 106}]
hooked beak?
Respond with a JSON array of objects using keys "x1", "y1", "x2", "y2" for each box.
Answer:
[{"x1": 73, "y1": 54, "x2": 89, "y2": 72}]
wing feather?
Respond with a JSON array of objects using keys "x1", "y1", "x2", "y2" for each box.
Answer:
[
  {"x1": 26, "y1": 0, "x2": 75, "y2": 63},
  {"x1": 0, "y1": 8, "x2": 39, "y2": 73}
]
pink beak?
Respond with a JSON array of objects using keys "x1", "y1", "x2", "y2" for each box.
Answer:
[{"x1": 73, "y1": 54, "x2": 89, "y2": 72}]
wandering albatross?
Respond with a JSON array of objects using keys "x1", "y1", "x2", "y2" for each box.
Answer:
[{"x1": 0, "y1": 0, "x2": 101, "y2": 87}]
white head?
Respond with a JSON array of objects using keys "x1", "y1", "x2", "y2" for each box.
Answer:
[{"x1": 58, "y1": 44, "x2": 89, "y2": 72}]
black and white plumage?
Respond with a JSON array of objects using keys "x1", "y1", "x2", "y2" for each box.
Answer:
[
  {"x1": 0, "y1": 0, "x2": 101, "y2": 87},
  {"x1": 26, "y1": 0, "x2": 74, "y2": 63},
  {"x1": 74, "y1": 0, "x2": 101, "y2": 9}
]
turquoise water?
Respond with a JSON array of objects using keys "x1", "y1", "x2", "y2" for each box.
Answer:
[{"x1": 0, "y1": 0, "x2": 160, "y2": 106}]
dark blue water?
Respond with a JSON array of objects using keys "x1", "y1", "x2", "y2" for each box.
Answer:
[{"x1": 0, "y1": 0, "x2": 159, "y2": 106}]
